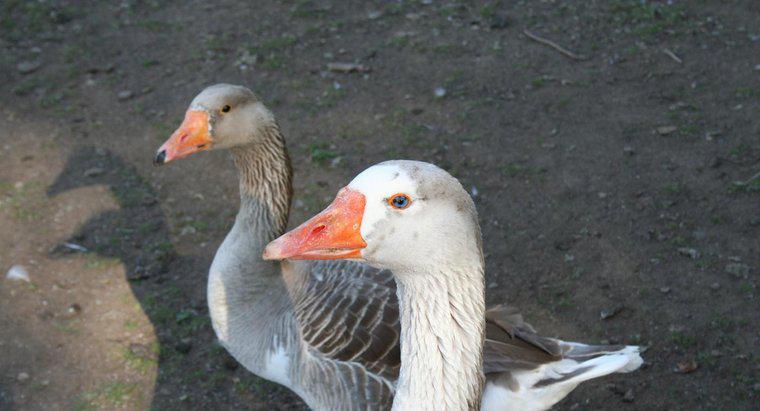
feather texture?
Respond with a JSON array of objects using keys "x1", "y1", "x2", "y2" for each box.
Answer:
[{"x1": 182, "y1": 84, "x2": 641, "y2": 411}]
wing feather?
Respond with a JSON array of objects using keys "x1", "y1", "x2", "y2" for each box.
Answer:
[{"x1": 292, "y1": 260, "x2": 401, "y2": 383}]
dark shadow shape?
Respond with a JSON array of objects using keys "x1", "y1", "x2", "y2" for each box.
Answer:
[{"x1": 47, "y1": 146, "x2": 304, "y2": 409}]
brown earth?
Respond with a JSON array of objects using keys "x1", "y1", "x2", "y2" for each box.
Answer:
[{"x1": 1, "y1": 1, "x2": 758, "y2": 410}]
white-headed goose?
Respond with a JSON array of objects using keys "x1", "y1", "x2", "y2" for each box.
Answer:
[{"x1": 264, "y1": 160, "x2": 643, "y2": 410}]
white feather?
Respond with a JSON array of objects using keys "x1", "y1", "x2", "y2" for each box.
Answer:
[{"x1": 481, "y1": 344, "x2": 643, "y2": 411}]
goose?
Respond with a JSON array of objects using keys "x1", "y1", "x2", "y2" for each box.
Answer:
[
  {"x1": 154, "y1": 84, "x2": 400, "y2": 409},
  {"x1": 155, "y1": 85, "x2": 641, "y2": 409},
  {"x1": 264, "y1": 160, "x2": 644, "y2": 410}
]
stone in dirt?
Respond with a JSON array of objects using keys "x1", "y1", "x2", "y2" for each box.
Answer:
[
  {"x1": 600, "y1": 306, "x2": 623, "y2": 320},
  {"x1": 117, "y1": 90, "x2": 134, "y2": 100},
  {"x1": 17, "y1": 61, "x2": 41, "y2": 74},
  {"x1": 678, "y1": 247, "x2": 700, "y2": 259},
  {"x1": 657, "y1": 126, "x2": 678, "y2": 135},
  {"x1": 327, "y1": 62, "x2": 371, "y2": 73},
  {"x1": 83, "y1": 167, "x2": 104, "y2": 177},
  {"x1": 6, "y1": 265, "x2": 30, "y2": 283},
  {"x1": 725, "y1": 263, "x2": 750, "y2": 277},
  {"x1": 66, "y1": 303, "x2": 82, "y2": 316}
]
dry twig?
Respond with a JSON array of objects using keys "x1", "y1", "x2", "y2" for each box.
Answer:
[
  {"x1": 523, "y1": 30, "x2": 588, "y2": 61},
  {"x1": 662, "y1": 48, "x2": 683, "y2": 64}
]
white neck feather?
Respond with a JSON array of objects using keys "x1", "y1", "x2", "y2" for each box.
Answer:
[{"x1": 392, "y1": 261, "x2": 485, "y2": 411}]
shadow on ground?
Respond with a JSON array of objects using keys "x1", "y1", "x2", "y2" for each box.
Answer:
[{"x1": 46, "y1": 146, "x2": 304, "y2": 409}]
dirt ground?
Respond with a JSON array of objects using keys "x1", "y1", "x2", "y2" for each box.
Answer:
[{"x1": 1, "y1": 1, "x2": 758, "y2": 410}]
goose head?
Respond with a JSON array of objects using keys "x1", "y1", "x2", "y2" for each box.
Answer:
[
  {"x1": 154, "y1": 84, "x2": 275, "y2": 165},
  {"x1": 263, "y1": 160, "x2": 481, "y2": 273}
]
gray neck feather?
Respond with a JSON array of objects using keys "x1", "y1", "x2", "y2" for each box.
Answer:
[
  {"x1": 392, "y1": 260, "x2": 486, "y2": 411},
  {"x1": 207, "y1": 125, "x2": 297, "y2": 373}
]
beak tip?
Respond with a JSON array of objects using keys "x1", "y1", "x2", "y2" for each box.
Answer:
[
  {"x1": 153, "y1": 149, "x2": 167, "y2": 166},
  {"x1": 262, "y1": 243, "x2": 281, "y2": 260}
]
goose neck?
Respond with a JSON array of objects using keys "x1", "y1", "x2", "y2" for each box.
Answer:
[
  {"x1": 392, "y1": 265, "x2": 486, "y2": 411},
  {"x1": 230, "y1": 131, "x2": 292, "y2": 239}
]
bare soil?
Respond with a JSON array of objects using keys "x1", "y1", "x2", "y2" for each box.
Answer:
[{"x1": 1, "y1": 1, "x2": 758, "y2": 410}]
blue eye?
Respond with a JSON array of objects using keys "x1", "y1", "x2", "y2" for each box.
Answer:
[{"x1": 389, "y1": 194, "x2": 412, "y2": 209}]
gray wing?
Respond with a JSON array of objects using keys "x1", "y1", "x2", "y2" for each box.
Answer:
[
  {"x1": 483, "y1": 304, "x2": 638, "y2": 374},
  {"x1": 482, "y1": 304, "x2": 642, "y2": 411},
  {"x1": 292, "y1": 259, "x2": 401, "y2": 384}
]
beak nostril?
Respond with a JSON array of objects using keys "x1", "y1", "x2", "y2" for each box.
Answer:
[
  {"x1": 310, "y1": 225, "x2": 326, "y2": 237},
  {"x1": 153, "y1": 150, "x2": 167, "y2": 166},
  {"x1": 179, "y1": 133, "x2": 188, "y2": 142}
]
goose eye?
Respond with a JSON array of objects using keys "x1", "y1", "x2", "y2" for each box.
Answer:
[
  {"x1": 221, "y1": 105, "x2": 231, "y2": 113},
  {"x1": 388, "y1": 194, "x2": 412, "y2": 210}
]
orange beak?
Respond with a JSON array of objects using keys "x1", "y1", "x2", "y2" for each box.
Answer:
[
  {"x1": 263, "y1": 188, "x2": 367, "y2": 260},
  {"x1": 154, "y1": 110, "x2": 212, "y2": 165}
]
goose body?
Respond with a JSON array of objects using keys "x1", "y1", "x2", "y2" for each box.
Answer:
[
  {"x1": 157, "y1": 85, "x2": 641, "y2": 410},
  {"x1": 265, "y1": 160, "x2": 643, "y2": 410}
]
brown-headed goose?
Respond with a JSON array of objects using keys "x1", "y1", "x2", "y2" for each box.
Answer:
[
  {"x1": 155, "y1": 84, "x2": 399, "y2": 409},
  {"x1": 264, "y1": 160, "x2": 643, "y2": 410}
]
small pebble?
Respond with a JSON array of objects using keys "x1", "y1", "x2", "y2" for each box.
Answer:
[
  {"x1": 117, "y1": 90, "x2": 134, "y2": 100},
  {"x1": 434, "y1": 87, "x2": 447, "y2": 98},
  {"x1": 6, "y1": 265, "x2": 30, "y2": 283},
  {"x1": 709, "y1": 282, "x2": 721, "y2": 290},
  {"x1": 725, "y1": 263, "x2": 750, "y2": 277},
  {"x1": 623, "y1": 388, "x2": 635, "y2": 402},
  {"x1": 17, "y1": 61, "x2": 41, "y2": 74},
  {"x1": 678, "y1": 247, "x2": 700, "y2": 259},
  {"x1": 660, "y1": 286, "x2": 671, "y2": 294},
  {"x1": 17, "y1": 372, "x2": 29, "y2": 382},
  {"x1": 657, "y1": 125, "x2": 678, "y2": 135},
  {"x1": 83, "y1": 167, "x2": 104, "y2": 177},
  {"x1": 180, "y1": 226, "x2": 197, "y2": 236},
  {"x1": 327, "y1": 62, "x2": 370, "y2": 73},
  {"x1": 623, "y1": 145, "x2": 635, "y2": 155},
  {"x1": 367, "y1": 11, "x2": 383, "y2": 20},
  {"x1": 66, "y1": 303, "x2": 82, "y2": 316},
  {"x1": 600, "y1": 306, "x2": 623, "y2": 320}
]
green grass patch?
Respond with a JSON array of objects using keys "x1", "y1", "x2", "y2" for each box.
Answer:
[
  {"x1": 122, "y1": 346, "x2": 157, "y2": 375},
  {"x1": 308, "y1": 142, "x2": 338, "y2": 166},
  {"x1": 663, "y1": 183, "x2": 682, "y2": 194},
  {"x1": 0, "y1": 181, "x2": 44, "y2": 221},
  {"x1": 77, "y1": 381, "x2": 142, "y2": 409},
  {"x1": 670, "y1": 330, "x2": 697, "y2": 349},
  {"x1": 610, "y1": 0, "x2": 688, "y2": 38}
]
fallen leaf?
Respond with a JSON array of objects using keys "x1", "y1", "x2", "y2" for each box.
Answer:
[{"x1": 675, "y1": 359, "x2": 698, "y2": 373}]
